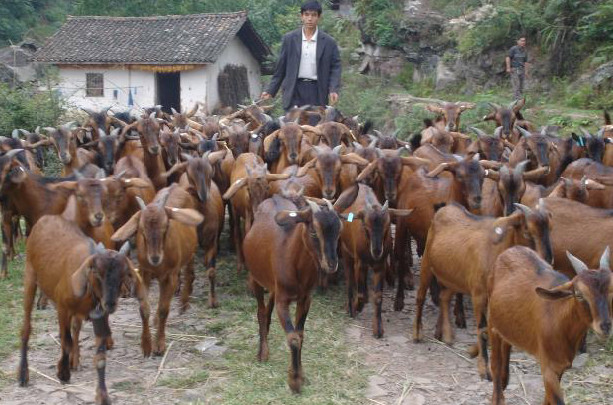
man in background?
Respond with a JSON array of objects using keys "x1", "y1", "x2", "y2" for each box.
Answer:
[
  {"x1": 506, "y1": 36, "x2": 530, "y2": 100},
  {"x1": 260, "y1": 1, "x2": 341, "y2": 111}
]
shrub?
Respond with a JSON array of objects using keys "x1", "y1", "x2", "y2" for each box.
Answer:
[{"x1": 0, "y1": 82, "x2": 64, "y2": 135}]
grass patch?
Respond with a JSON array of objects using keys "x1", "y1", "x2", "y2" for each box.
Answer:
[
  {"x1": 197, "y1": 251, "x2": 368, "y2": 404},
  {"x1": 158, "y1": 369, "x2": 210, "y2": 389}
]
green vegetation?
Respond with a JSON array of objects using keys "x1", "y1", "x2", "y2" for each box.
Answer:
[{"x1": 0, "y1": 82, "x2": 64, "y2": 135}]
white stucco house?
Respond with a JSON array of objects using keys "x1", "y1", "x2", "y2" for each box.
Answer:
[{"x1": 35, "y1": 12, "x2": 271, "y2": 113}]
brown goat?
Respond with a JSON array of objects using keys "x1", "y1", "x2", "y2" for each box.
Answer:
[
  {"x1": 111, "y1": 185, "x2": 203, "y2": 355},
  {"x1": 340, "y1": 184, "x2": 412, "y2": 337},
  {"x1": 44, "y1": 124, "x2": 97, "y2": 176},
  {"x1": 561, "y1": 158, "x2": 613, "y2": 208},
  {"x1": 488, "y1": 246, "x2": 612, "y2": 405},
  {"x1": 167, "y1": 151, "x2": 227, "y2": 307},
  {"x1": 298, "y1": 145, "x2": 369, "y2": 200},
  {"x1": 508, "y1": 127, "x2": 561, "y2": 186},
  {"x1": 414, "y1": 202, "x2": 553, "y2": 380},
  {"x1": 542, "y1": 197, "x2": 613, "y2": 278},
  {"x1": 19, "y1": 211, "x2": 150, "y2": 405},
  {"x1": 121, "y1": 113, "x2": 167, "y2": 190},
  {"x1": 242, "y1": 184, "x2": 359, "y2": 392},
  {"x1": 482, "y1": 99, "x2": 527, "y2": 142},
  {"x1": 425, "y1": 101, "x2": 475, "y2": 133},
  {"x1": 223, "y1": 153, "x2": 290, "y2": 271}
]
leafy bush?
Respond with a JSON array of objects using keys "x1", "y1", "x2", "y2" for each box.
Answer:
[
  {"x1": 354, "y1": 0, "x2": 405, "y2": 48},
  {"x1": 0, "y1": 83, "x2": 64, "y2": 135}
]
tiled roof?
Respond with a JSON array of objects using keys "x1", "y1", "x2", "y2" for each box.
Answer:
[{"x1": 35, "y1": 11, "x2": 270, "y2": 64}]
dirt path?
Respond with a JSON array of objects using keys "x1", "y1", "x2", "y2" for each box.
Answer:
[
  {"x1": 346, "y1": 248, "x2": 613, "y2": 405},
  {"x1": 0, "y1": 274, "x2": 228, "y2": 405}
]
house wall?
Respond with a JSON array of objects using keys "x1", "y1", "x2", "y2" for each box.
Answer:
[
  {"x1": 55, "y1": 35, "x2": 262, "y2": 114},
  {"x1": 56, "y1": 67, "x2": 155, "y2": 111},
  {"x1": 204, "y1": 36, "x2": 262, "y2": 112}
]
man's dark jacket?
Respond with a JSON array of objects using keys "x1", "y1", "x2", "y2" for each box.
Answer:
[{"x1": 266, "y1": 28, "x2": 341, "y2": 110}]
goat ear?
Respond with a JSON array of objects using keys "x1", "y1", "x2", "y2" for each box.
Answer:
[
  {"x1": 51, "y1": 181, "x2": 78, "y2": 193},
  {"x1": 274, "y1": 208, "x2": 311, "y2": 226},
  {"x1": 334, "y1": 184, "x2": 360, "y2": 213},
  {"x1": 356, "y1": 160, "x2": 377, "y2": 182},
  {"x1": 484, "y1": 168, "x2": 500, "y2": 181},
  {"x1": 340, "y1": 152, "x2": 369, "y2": 166},
  {"x1": 165, "y1": 207, "x2": 204, "y2": 227},
  {"x1": 121, "y1": 177, "x2": 152, "y2": 189},
  {"x1": 566, "y1": 250, "x2": 589, "y2": 275},
  {"x1": 222, "y1": 177, "x2": 247, "y2": 200},
  {"x1": 535, "y1": 282, "x2": 574, "y2": 301},
  {"x1": 71, "y1": 256, "x2": 94, "y2": 298},
  {"x1": 297, "y1": 158, "x2": 317, "y2": 177},
  {"x1": 491, "y1": 212, "x2": 522, "y2": 244},
  {"x1": 425, "y1": 104, "x2": 443, "y2": 114},
  {"x1": 389, "y1": 208, "x2": 413, "y2": 218},
  {"x1": 266, "y1": 173, "x2": 291, "y2": 181},
  {"x1": 207, "y1": 149, "x2": 227, "y2": 165},
  {"x1": 482, "y1": 112, "x2": 496, "y2": 121},
  {"x1": 111, "y1": 211, "x2": 141, "y2": 242}
]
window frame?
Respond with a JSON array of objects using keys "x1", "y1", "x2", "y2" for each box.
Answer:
[{"x1": 85, "y1": 73, "x2": 104, "y2": 97}]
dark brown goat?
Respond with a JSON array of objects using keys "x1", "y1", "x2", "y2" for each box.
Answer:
[
  {"x1": 561, "y1": 158, "x2": 613, "y2": 208},
  {"x1": 242, "y1": 184, "x2": 359, "y2": 392},
  {"x1": 508, "y1": 127, "x2": 561, "y2": 186},
  {"x1": 488, "y1": 246, "x2": 612, "y2": 405},
  {"x1": 19, "y1": 211, "x2": 150, "y2": 405},
  {"x1": 482, "y1": 98, "x2": 527, "y2": 142},
  {"x1": 340, "y1": 184, "x2": 412, "y2": 337}
]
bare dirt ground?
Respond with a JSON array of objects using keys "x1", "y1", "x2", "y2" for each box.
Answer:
[
  {"x1": 346, "y1": 250, "x2": 613, "y2": 405},
  {"x1": 0, "y1": 241, "x2": 611, "y2": 405}
]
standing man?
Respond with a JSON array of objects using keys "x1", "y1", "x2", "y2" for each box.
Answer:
[
  {"x1": 260, "y1": 1, "x2": 341, "y2": 111},
  {"x1": 506, "y1": 36, "x2": 530, "y2": 100}
]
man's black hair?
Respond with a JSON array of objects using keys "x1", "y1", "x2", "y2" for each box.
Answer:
[{"x1": 301, "y1": 0, "x2": 323, "y2": 15}]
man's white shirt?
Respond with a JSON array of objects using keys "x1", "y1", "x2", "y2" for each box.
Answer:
[{"x1": 298, "y1": 27, "x2": 318, "y2": 80}]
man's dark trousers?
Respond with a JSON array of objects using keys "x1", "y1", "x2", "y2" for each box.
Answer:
[{"x1": 288, "y1": 79, "x2": 319, "y2": 110}]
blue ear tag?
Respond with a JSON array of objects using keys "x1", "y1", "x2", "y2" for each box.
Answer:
[
  {"x1": 578, "y1": 137, "x2": 585, "y2": 147},
  {"x1": 347, "y1": 213, "x2": 354, "y2": 222}
]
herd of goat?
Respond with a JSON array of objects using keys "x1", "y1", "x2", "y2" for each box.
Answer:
[{"x1": 2, "y1": 98, "x2": 612, "y2": 404}]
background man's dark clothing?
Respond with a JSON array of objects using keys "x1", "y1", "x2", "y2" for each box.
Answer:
[
  {"x1": 266, "y1": 28, "x2": 341, "y2": 110},
  {"x1": 508, "y1": 45, "x2": 528, "y2": 68},
  {"x1": 508, "y1": 45, "x2": 528, "y2": 100}
]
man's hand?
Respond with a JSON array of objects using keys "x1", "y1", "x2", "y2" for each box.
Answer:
[
  {"x1": 506, "y1": 67, "x2": 511, "y2": 74},
  {"x1": 260, "y1": 92, "x2": 272, "y2": 100},
  {"x1": 329, "y1": 92, "x2": 339, "y2": 105}
]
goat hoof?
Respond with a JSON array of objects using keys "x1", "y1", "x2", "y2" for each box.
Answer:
[
  {"x1": 57, "y1": 367, "x2": 70, "y2": 383},
  {"x1": 208, "y1": 299, "x2": 219, "y2": 309},
  {"x1": 18, "y1": 366, "x2": 29, "y2": 386},
  {"x1": 393, "y1": 298, "x2": 404, "y2": 312},
  {"x1": 105, "y1": 336, "x2": 114, "y2": 350},
  {"x1": 455, "y1": 317, "x2": 467, "y2": 329},
  {"x1": 257, "y1": 347, "x2": 269, "y2": 362},
  {"x1": 466, "y1": 344, "x2": 479, "y2": 358},
  {"x1": 288, "y1": 369, "x2": 304, "y2": 393},
  {"x1": 96, "y1": 389, "x2": 111, "y2": 405},
  {"x1": 373, "y1": 329, "x2": 384, "y2": 339}
]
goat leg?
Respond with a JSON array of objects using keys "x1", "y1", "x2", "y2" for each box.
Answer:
[
  {"x1": 276, "y1": 295, "x2": 304, "y2": 393},
  {"x1": 92, "y1": 317, "x2": 111, "y2": 405},
  {"x1": 179, "y1": 259, "x2": 195, "y2": 314},
  {"x1": 70, "y1": 317, "x2": 82, "y2": 370},
  {"x1": 372, "y1": 266, "x2": 384, "y2": 338},
  {"x1": 293, "y1": 295, "x2": 311, "y2": 389},
  {"x1": 153, "y1": 274, "x2": 176, "y2": 355},
  {"x1": 18, "y1": 266, "x2": 37, "y2": 386},
  {"x1": 489, "y1": 329, "x2": 507, "y2": 405},
  {"x1": 56, "y1": 310, "x2": 73, "y2": 383},
  {"x1": 454, "y1": 293, "x2": 467, "y2": 329},
  {"x1": 343, "y1": 252, "x2": 356, "y2": 317}
]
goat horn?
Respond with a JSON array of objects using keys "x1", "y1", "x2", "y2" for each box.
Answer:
[
  {"x1": 11, "y1": 129, "x2": 20, "y2": 139},
  {"x1": 596, "y1": 128, "x2": 605, "y2": 138},
  {"x1": 600, "y1": 246, "x2": 611, "y2": 271},
  {"x1": 4, "y1": 148, "x2": 23, "y2": 160},
  {"x1": 119, "y1": 241, "x2": 131, "y2": 256},
  {"x1": 382, "y1": 200, "x2": 389, "y2": 211},
  {"x1": 95, "y1": 242, "x2": 106, "y2": 255},
  {"x1": 489, "y1": 102, "x2": 502, "y2": 110},
  {"x1": 136, "y1": 196, "x2": 147, "y2": 211},
  {"x1": 566, "y1": 250, "x2": 588, "y2": 275},
  {"x1": 307, "y1": 199, "x2": 321, "y2": 214},
  {"x1": 494, "y1": 126, "x2": 503, "y2": 138},
  {"x1": 515, "y1": 125, "x2": 532, "y2": 138},
  {"x1": 513, "y1": 203, "x2": 533, "y2": 217},
  {"x1": 324, "y1": 198, "x2": 334, "y2": 211},
  {"x1": 579, "y1": 127, "x2": 592, "y2": 138},
  {"x1": 469, "y1": 127, "x2": 488, "y2": 138},
  {"x1": 333, "y1": 145, "x2": 343, "y2": 155},
  {"x1": 171, "y1": 108, "x2": 179, "y2": 115},
  {"x1": 149, "y1": 111, "x2": 156, "y2": 120},
  {"x1": 514, "y1": 160, "x2": 530, "y2": 176},
  {"x1": 42, "y1": 127, "x2": 56, "y2": 133},
  {"x1": 373, "y1": 130, "x2": 383, "y2": 138}
]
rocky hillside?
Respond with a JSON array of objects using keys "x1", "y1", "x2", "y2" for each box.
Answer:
[{"x1": 352, "y1": 0, "x2": 613, "y2": 103}]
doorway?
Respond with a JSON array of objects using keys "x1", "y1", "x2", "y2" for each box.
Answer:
[{"x1": 155, "y1": 72, "x2": 180, "y2": 113}]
